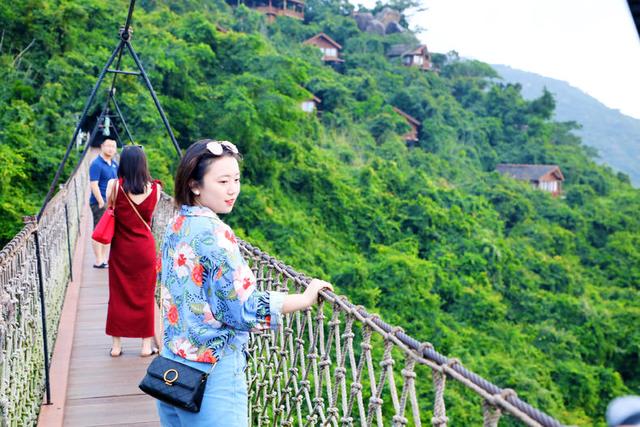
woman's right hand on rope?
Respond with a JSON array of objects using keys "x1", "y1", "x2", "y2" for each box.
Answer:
[
  {"x1": 281, "y1": 279, "x2": 334, "y2": 314},
  {"x1": 304, "y1": 279, "x2": 334, "y2": 305}
]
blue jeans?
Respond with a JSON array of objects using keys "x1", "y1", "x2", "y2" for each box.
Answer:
[{"x1": 157, "y1": 347, "x2": 248, "y2": 427}]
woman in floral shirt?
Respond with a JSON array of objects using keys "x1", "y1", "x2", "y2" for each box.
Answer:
[{"x1": 157, "y1": 140, "x2": 332, "y2": 427}]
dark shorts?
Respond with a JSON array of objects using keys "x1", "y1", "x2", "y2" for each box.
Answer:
[{"x1": 90, "y1": 203, "x2": 106, "y2": 229}]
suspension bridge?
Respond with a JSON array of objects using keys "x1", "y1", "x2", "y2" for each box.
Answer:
[{"x1": 0, "y1": 1, "x2": 570, "y2": 426}]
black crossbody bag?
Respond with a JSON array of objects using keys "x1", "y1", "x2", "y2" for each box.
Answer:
[{"x1": 139, "y1": 355, "x2": 217, "y2": 413}]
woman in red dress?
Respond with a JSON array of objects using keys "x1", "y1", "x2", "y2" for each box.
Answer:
[{"x1": 105, "y1": 145, "x2": 162, "y2": 357}]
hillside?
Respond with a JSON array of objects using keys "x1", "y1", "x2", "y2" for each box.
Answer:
[
  {"x1": 1, "y1": 1, "x2": 639, "y2": 425},
  {"x1": 492, "y1": 64, "x2": 640, "y2": 185}
]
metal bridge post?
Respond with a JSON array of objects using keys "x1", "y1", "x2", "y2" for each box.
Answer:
[
  {"x1": 37, "y1": 39, "x2": 125, "y2": 220},
  {"x1": 24, "y1": 216, "x2": 52, "y2": 405},
  {"x1": 62, "y1": 186, "x2": 74, "y2": 282},
  {"x1": 73, "y1": 178, "x2": 81, "y2": 231},
  {"x1": 109, "y1": 93, "x2": 135, "y2": 143},
  {"x1": 124, "y1": 41, "x2": 182, "y2": 158}
]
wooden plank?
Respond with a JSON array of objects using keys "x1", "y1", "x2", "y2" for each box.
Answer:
[
  {"x1": 55, "y1": 218, "x2": 161, "y2": 425},
  {"x1": 64, "y1": 394, "x2": 159, "y2": 426}
]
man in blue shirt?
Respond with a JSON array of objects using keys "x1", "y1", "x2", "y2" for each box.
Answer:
[{"x1": 89, "y1": 138, "x2": 118, "y2": 268}]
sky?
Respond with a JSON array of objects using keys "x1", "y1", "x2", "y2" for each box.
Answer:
[{"x1": 354, "y1": 0, "x2": 640, "y2": 120}]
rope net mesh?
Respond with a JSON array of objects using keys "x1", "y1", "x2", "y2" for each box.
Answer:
[{"x1": 0, "y1": 155, "x2": 90, "y2": 426}]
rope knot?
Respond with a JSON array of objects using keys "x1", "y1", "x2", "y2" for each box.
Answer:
[
  {"x1": 499, "y1": 388, "x2": 517, "y2": 400},
  {"x1": 482, "y1": 399, "x2": 503, "y2": 425},
  {"x1": 384, "y1": 326, "x2": 404, "y2": 340},
  {"x1": 431, "y1": 415, "x2": 449, "y2": 425},
  {"x1": 400, "y1": 368, "x2": 417, "y2": 379},
  {"x1": 392, "y1": 415, "x2": 408, "y2": 425},
  {"x1": 349, "y1": 304, "x2": 366, "y2": 317},
  {"x1": 380, "y1": 358, "x2": 395, "y2": 368},
  {"x1": 443, "y1": 357, "x2": 460, "y2": 371},
  {"x1": 368, "y1": 397, "x2": 383, "y2": 407},
  {"x1": 418, "y1": 341, "x2": 434, "y2": 353}
]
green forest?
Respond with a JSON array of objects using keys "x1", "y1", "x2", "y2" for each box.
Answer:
[{"x1": 1, "y1": 0, "x2": 639, "y2": 425}]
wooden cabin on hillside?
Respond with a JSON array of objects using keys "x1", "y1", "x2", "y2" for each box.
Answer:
[
  {"x1": 226, "y1": 0, "x2": 304, "y2": 21},
  {"x1": 386, "y1": 44, "x2": 431, "y2": 71},
  {"x1": 393, "y1": 107, "x2": 420, "y2": 143},
  {"x1": 303, "y1": 33, "x2": 344, "y2": 63},
  {"x1": 301, "y1": 94, "x2": 321, "y2": 113},
  {"x1": 496, "y1": 164, "x2": 565, "y2": 196}
]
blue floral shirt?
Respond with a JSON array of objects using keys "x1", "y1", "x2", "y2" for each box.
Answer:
[{"x1": 159, "y1": 205, "x2": 285, "y2": 363}]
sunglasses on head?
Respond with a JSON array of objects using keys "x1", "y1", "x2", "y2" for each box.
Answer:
[{"x1": 206, "y1": 140, "x2": 238, "y2": 156}]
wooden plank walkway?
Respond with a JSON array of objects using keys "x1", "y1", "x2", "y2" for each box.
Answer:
[{"x1": 39, "y1": 204, "x2": 161, "y2": 426}]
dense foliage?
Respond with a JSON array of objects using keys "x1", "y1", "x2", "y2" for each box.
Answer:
[
  {"x1": 1, "y1": 1, "x2": 638, "y2": 425},
  {"x1": 492, "y1": 63, "x2": 640, "y2": 186}
]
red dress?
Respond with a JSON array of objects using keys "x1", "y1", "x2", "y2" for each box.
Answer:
[{"x1": 106, "y1": 179, "x2": 160, "y2": 338}]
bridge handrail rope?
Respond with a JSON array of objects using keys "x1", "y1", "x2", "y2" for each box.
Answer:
[{"x1": 240, "y1": 242, "x2": 562, "y2": 427}]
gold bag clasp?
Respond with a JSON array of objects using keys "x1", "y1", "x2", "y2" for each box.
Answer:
[{"x1": 163, "y1": 369, "x2": 179, "y2": 386}]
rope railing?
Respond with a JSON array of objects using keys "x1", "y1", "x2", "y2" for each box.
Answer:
[
  {"x1": 151, "y1": 195, "x2": 564, "y2": 427},
  {"x1": 0, "y1": 181, "x2": 566, "y2": 426},
  {"x1": 0, "y1": 182, "x2": 565, "y2": 426},
  {"x1": 0, "y1": 153, "x2": 90, "y2": 426}
]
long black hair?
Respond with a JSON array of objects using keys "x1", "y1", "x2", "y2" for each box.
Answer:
[{"x1": 118, "y1": 145, "x2": 152, "y2": 195}]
